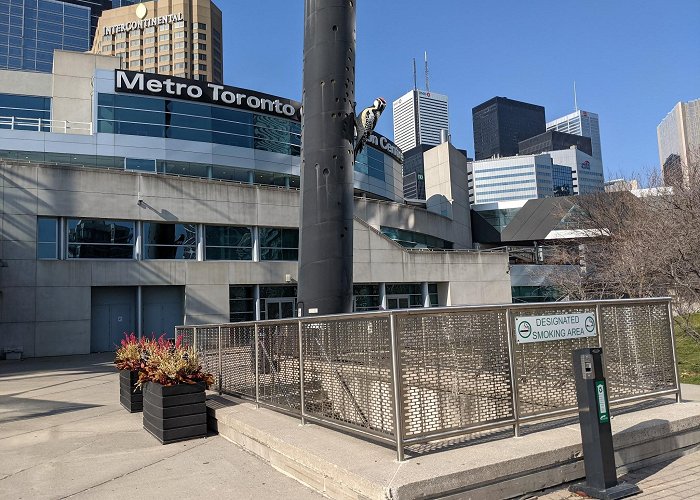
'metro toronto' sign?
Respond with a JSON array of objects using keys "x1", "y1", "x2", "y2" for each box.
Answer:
[
  {"x1": 115, "y1": 70, "x2": 302, "y2": 121},
  {"x1": 114, "y1": 70, "x2": 403, "y2": 163}
]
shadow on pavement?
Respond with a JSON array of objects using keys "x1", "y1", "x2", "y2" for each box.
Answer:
[{"x1": 0, "y1": 394, "x2": 103, "y2": 424}]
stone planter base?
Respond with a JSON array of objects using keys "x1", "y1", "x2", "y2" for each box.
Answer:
[
  {"x1": 142, "y1": 382, "x2": 207, "y2": 444},
  {"x1": 119, "y1": 370, "x2": 143, "y2": 413}
]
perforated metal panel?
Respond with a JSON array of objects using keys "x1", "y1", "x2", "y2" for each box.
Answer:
[
  {"x1": 513, "y1": 305, "x2": 599, "y2": 418},
  {"x1": 257, "y1": 322, "x2": 301, "y2": 414},
  {"x1": 396, "y1": 310, "x2": 513, "y2": 439},
  {"x1": 193, "y1": 327, "x2": 220, "y2": 392},
  {"x1": 220, "y1": 324, "x2": 257, "y2": 398},
  {"x1": 177, "y1": 327, "x2": 194, "y2": 348},
  {"x1": 301, "y1": 317, "x2": 394, "y2": 436},
  {"x1": 601, "y1": 303, "x2": 676, "y2": 399}
]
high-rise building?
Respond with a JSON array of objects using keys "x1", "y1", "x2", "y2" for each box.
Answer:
[
  {"x1": 547, "y1": 110, "x2": 603, "y2": 163},
  {"x1": 472, "y1": 97, "x2": 546, "y2": 161},
  {"x1": 392, "y1": 89, "x2": 449, "y2": 153},
  {"x1": 518, "y1": 130, "x2": 592, "y2": 157},
  {"x1": 92, "y1": 0, "x2": 223, "y2": 83},
  {"x1": 0, "y1": 0, "x2": 108, "y2": 72},
  {"x1": 657, "y1": 99, "x2": 700, "y2": 186}
]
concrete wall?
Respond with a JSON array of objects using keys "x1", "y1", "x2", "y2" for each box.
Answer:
[
  {"x1": 0, "y1": 162, "x2": 510, "y2": 357},
  {"x1": 424, "y1": 142, "x2": 472, "y2": 248}
]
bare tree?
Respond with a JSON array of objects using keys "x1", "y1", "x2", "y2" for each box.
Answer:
[{"x1": 546, "y1": 155, "x2": 700, "y2": 337}]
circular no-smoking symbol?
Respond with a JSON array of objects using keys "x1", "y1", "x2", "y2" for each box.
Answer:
[
  {"x1": 518, "y1": 321, "x2": 532, "y2": 339},
  {"x1": 585, "y1": 317, "x2": 596, "y2": 333}
]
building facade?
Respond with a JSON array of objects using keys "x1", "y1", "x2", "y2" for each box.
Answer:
[
  {"x1": 547, "y1": 110, "x2": 603, "y2": 163},
  {"x1": 472, "y1": 97, "x2": 545, "y2": 161},
  {"x1": 0, "y1": 0, "x2": 95, "y2": 72},
  {"x1": 392, "y1": 89, "x2": 449, "y2": 153},
  {"x1": 91, "y1": 0, "x2": 223, "y2": 83},
  {"x1": 0, "y1": 51, "x2": 511, "y2": 358},
  {"x1": 657, "y1": 99, "x2": 700, "y2": 186},
  {"x1": 548, "y1": 148, "x2": 604, "y2": 196},
  {"x1": 518, "y1": 129, "x2": 592, "y2": 157}
]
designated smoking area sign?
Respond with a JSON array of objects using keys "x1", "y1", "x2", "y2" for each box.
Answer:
[{"x1": 515, "y1": 312, "x2": 597, "y2": 344}]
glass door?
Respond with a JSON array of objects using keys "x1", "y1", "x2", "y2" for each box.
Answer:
[
  {"x1": 265, "y1": 298, "x2": 296, "y2": 319},
  {"x1": 386, "y1": 294, "x2": 410, "y2": 310}
]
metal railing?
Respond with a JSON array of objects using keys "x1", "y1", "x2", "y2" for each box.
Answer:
[
  {"x1": 177, "y1": 297, "x2": 681, "y2": 461},
  {"x1": 0, "y1": 116, "x2": 93, "y2": 135}
]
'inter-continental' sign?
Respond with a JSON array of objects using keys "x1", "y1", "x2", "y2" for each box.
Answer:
[
  {"x1": 515, "y1": 312, "x2": 597, "y2": 344},
  {"x1": 115, "y1": 70, "x2": 302, "y2": 121}
]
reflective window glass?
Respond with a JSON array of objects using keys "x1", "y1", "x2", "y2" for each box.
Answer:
[
  {"x1": 37, "y1": 216, "x2": 58, "y2": 259},
  {"x1": 67, "y1": 219, "x2": 135, "y2": 259},
  {"x1": 143, "y1": 223, "x2": 196, "y2": 260},
  {"x1": 205, "y1": 226, "x2": 252, "y2": 261},
  {"x1": 259, "y1": 227, "x2": 299, "y2": 261}
]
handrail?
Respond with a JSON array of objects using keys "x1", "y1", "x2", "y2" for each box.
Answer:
[{"x1": 0, "y1": 115, "x2": 93, "y2": 135}]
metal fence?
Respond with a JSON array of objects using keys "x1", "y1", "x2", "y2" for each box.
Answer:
[{"x1": 177, "y1": 298, "x2": 681, "y2": 461}]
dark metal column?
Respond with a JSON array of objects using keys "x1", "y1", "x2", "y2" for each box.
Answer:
[{"x1": 298, "y1": 0, "x2": 356, "y2": 315}]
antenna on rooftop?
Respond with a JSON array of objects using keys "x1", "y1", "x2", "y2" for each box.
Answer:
[
  {"x1": 413, "y1": 58, "x2": 417, "y2": 91},
  {"x1": 424, "y1": 51, "x2": 430, "y2": 92},
  {"x1": 574, "y1": 81, "x2": 579, "y2": 112}
]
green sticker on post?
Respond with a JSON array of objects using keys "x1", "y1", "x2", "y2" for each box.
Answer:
[{"x1": 596, "y1": 380, "x2": 610, "y2": 424}]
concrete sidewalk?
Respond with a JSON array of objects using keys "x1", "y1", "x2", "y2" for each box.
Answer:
[{"x1": 0, "y1": 355, "x2": 321, "y2": 500}]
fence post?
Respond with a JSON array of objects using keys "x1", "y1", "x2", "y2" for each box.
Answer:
[
  {"x1": 254, "y1": 323, "x2": 260, "y2": 408},
  {"x1": 298, "y1": 319, "x2": 306, "y2": 425},
  {"x1": 389, "y1": 313, "x2": 405, "y2": 462},
  {"x1": 193, "y1": 327, "x2": 198, "y2": 355},
  {"x1": 506, "y1": 308, "x2": 520, "y2": 437},
  {"x1": 667, "y1": 301, "x2": 683, "y2": 404},
  {"x1": 218, "y1": 326, "x2": 223, "y2": 396},
  {"x1": 595, "y1": 304, "x2": 608, "y2": 372}
]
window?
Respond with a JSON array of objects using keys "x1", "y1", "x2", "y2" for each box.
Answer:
[
  {"x1": 102, "y1": 45, "x2": 113, "y2": 52},
  {"x1": 102, "y1": 34, "x2": 112, "y2": 42},
  {"x1": 143, "y1": 223, "x2": 196, "y2": 259},
  {"x1": 174, "y1": 52, "x2": 186, "y2": 60},
  {"x1": 37, "y1": 217, "x2": 58, "y2": 259},
  {"x1": 229, "y1": 286, "x2": 255, "y2": 323},
  {"x1": 174, "y1": 41, "x2": 187, "y2": 49},
  {"x1": 116, "y1": 33, "x2": 127, "y2": 40},
  {"x1": 205, "y1": 226, "x2": 252, "y2": 260},
  {"x1": 144, "y1": 27, "x2": 155, "y2": 34},
  {"x1": 0, "y1": 93, "x2": 52, "y2": 131},
  {"x1": 159, "y1": 34, "x2": 170, "y2": 41},
  {"x1": 193, "y1": 53, "x2": 206, "y2": 61},
  {"x1": 130, "y1": 49, "x2": 141, "y2": 58},
  {"x1": 353, "y1": 284, "x2": 380, "y2": 312},
  {"x1": 193, "y1": 22, "x2": 207, "y2": 30},
  {"x1": 158, "y1": 24, "x2": 170, "y2": 32},
  {"x1": 194, "y1": 43, "x2": 206, "y2": 50},
  {"x1": 174, "y1": 62, "x2": 187, "y2": 70},
  {"x1": 195, "y1": 64, "x2": 207, "y2": 71},
  {"x1": 259, "y1": 227, "x2": 298, "y2": 261},
  {"x1": 159, "y1": 64, "x2": 171, "y2": 72},
  {"x1": 159, "y1": 44, "x2": 170, "y2": 52},
  {"x1": 130, "y1": 39, "x2": 141, "y2": 47},
  {"x1": 386, "y1": 284, "x2": 423, "y2": 308},
  {"x1": 115, "y1": 42, "x2": 127, "y2": 49},
  {"x1": 193, "y1": 32, "x2": 206, "y2": 40},
  {"x1": 174, "y1": 31, "x2": 187, "y2": 39},
  {"x1": 144, "y1": 57, "x2": 156, "y2": 64},
  {"x1": 144, "y1": 37, "x2": 156, "y2": 44},
  {"x1": 125, "y1": 158, "x2": 156, "y2": 172},
  {"x1": 259, "y1": 286, "x2": 296, "y2": 320},
  {"x1": 159, "y1": 54, "x2": 170, "y2": 62},
  {"x1": 173, "y1": 21, "x2": 187, "y2": 29},
  {"x1": 67, "y1": 219, "x2": 135, "y2": 259},
  {"x1": 144, "y1": 47, "x2": 155, "y2": 54}
]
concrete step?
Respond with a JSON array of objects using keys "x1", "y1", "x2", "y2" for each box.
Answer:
[{"x1": 206, "y1": 395, "x2": 700, "y2": 500}]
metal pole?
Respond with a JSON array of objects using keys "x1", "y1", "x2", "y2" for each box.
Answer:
[
  {"x1": 505, "y1": 308, "x2": 520, "y2": 437},
  {"x1": 218, "y1": 326, "x2": 223, "y2": 396},
  {"x1": 297, "y1": 0, "x2": 357, "y2": 316},
  {"x1": 298, "y1": 320, "x2": 306, "y2": 425},
  {"x1": 595, "y1": 304, "x2": 608, "y2": 379},
  {"x1": 255, "y1": 323, "x2": 260, "y2": 408},
  {"x1": 667, "y1": 301, "x2": 683, "y2": 403},
  {"x1": 389, "y1": 313, "x2": 405, "y2": 462}
]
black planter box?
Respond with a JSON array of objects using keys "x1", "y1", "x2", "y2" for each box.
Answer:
[
  {"x1": 119, "y1": 370, "x2": 143, "y2": 413},
  {"x1": 142, "y1": 382, "x2": 207, "y2": 444}
]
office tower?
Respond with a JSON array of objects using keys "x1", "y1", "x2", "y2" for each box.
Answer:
[
  {"x1": 392, "y1": 89, "x2": 449, "y2": 153},
  {"x1": 112, "y1": 0, "x2": 138, "y2": 6},
  {"x1": 0, "y1": 0, "x2": 111, "y2": 72},
  {"x1": 92, "y1": 0, "x2": 223, "y2": 83},
  {"x1": 547, "y1": 110, "x2": 603, "y2": 163},
  {"x1": 518, "y1": 130, "x2": 592, "y2": 157},
  {"x1": 472, "y1": 97, "x2": 546, "y2": 161},
  {"x1": 657, "y1": 99, "x2": 700, "y2": 187}
]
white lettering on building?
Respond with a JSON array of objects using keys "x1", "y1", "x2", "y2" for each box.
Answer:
[{"x1": 104, "y1": 13, "x2": 184, "y2": 36}]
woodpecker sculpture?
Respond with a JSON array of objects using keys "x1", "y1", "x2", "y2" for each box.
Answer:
[{"x1": 354, "y1": 97, "x2": 387, "y2": 157}]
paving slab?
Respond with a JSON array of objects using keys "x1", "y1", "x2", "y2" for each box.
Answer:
[{"x1": 0, "y1": 355, "x2": 322, "y2": 500}]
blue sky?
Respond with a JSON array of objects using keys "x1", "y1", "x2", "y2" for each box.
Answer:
[{"x1": 219, "y1": 1, "x2": 700, "y2": 180}]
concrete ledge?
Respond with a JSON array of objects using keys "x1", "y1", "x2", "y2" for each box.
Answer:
[{"x1": 207, "y1": 397, "x2": 700, "y2": 500}]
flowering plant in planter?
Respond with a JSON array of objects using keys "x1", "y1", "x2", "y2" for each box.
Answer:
[
  {"x1": 138, "y1": 335, "x2": 214, "y2": 389},
  {"x1": 114, "y1": 333, "x2": 149, "y2": 371}
]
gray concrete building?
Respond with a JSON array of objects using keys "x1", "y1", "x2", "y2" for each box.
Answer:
[{"x1": 0, "y1": 51, "x2": 511, "y2": 358}]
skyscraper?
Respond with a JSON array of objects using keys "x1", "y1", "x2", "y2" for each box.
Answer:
[
  {"x1": 472, "y1": 97, "x2": 545, "y2": 161},
  {"x1": 91, "y1": 0, "x2": 224, "y2": 83},
  {"x1": 657, "y1": 99, "x2": 700, "y2": 186},
  {"x1": 392, "y1": 89, "x2": 449, "y2": 152},
  {"x1": 547, "y1": 110, "x2": 603, "y2": 163},
  {"x1": 0, "y1": 0, "x2": 103, "y2": 72}
]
